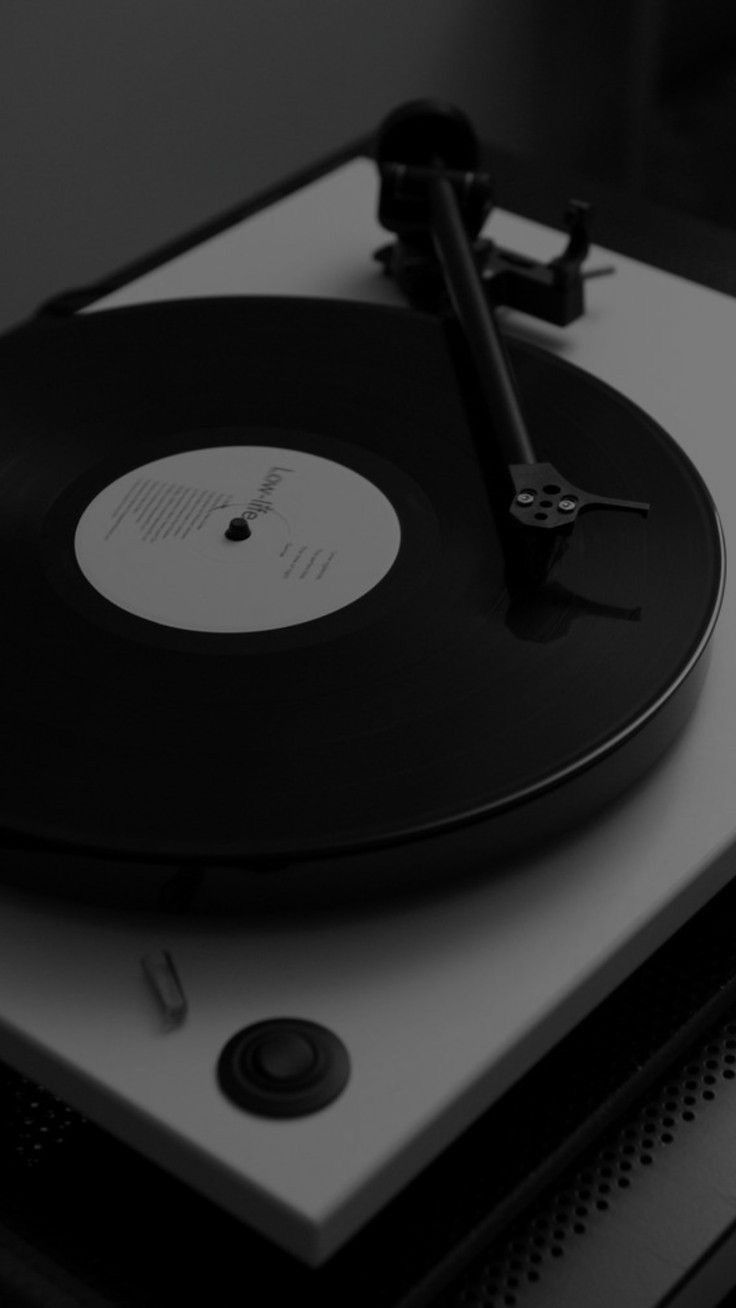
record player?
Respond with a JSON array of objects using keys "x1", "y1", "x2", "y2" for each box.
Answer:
[{"x1": 2, "y1": 103, "x2": 736, "y2": 1305}]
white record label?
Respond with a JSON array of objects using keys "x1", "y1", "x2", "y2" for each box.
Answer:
[{"x1": 74, "y1": 445, "x2": 402, "y2": 631}]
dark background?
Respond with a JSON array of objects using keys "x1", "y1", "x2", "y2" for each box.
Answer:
[{"x1": 3, "y1": 0, "x2": 736, "y2": 332}]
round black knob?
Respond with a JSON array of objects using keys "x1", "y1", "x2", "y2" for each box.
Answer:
[
  {"x1": 250, "y1": 1030, "x2": 317, "y2": 1082},
  {"x1": 216, "y1": 1018, "x2": 350, "y2": 1118}
]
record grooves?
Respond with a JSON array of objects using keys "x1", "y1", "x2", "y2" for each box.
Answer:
[{"x1": 0, "y1": 296, "x2": 724, "y2": 903}]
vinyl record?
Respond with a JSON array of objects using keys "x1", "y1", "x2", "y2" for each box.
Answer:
[{"x1": 0, "y1": 296, "x2": 724, "y2": 899}]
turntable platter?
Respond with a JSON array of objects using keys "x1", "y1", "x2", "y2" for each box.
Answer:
[{"x1": 0, "y1": 295, "x2": 723, "y2": 895}]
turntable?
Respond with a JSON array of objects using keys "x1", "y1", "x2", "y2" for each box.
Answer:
[{"x1": 1, "y1": 103, "x2": 736, "y2": 1305}]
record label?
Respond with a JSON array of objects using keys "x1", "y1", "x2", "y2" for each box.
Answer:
[{"x1": 74, "y1": 445, "x2": 402, "y2": 631}]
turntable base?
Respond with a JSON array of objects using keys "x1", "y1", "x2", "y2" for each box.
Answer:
[{"x1": 0, "y1": 158, "x2": 735, "y2": 1264}]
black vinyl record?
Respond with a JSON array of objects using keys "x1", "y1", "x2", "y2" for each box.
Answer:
[{"x1": 0, "y1": 296, "x2": 724, "y2": 901}]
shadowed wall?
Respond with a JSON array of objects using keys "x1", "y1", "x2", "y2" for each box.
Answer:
[{"x1": 2, "y1": 1, "x2": 542, "y2": 330}]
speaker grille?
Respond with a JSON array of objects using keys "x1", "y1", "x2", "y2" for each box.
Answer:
[
  {"x1": 438, "y1": 1017, "x2": 736, "y2": 1306},
  {"x1": 0, "y1": 1065, "x2": 88, "y2": 1169}
]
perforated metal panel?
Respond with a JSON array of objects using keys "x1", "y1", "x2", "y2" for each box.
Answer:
[
  {"x1": 437, "y1": 1017, "x2": 736, "y2": 1307},
  {"x1": 1, "y1": 1066, "x2": 88, "y2": 1168}
]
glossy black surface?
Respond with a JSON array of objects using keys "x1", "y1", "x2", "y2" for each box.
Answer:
[{"x1": 0, "y1": 295, "x2": 723, "y2": 890}]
